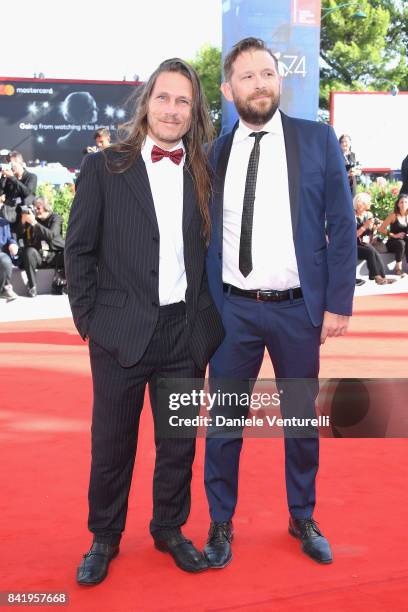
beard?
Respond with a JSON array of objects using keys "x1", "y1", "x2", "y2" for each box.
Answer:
[{"x1": 233, "y1": 89, "x2": 279, "y2": 126}]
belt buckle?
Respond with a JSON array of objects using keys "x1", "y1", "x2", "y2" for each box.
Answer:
[{"x1": 256, "y1": 290, "x2": 261, "y2": 302}]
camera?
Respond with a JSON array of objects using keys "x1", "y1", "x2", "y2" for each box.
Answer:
[{"x1": 20, "y1": 204, "x2": 35, "y2": 214}]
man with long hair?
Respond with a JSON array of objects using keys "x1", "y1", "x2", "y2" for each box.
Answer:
[
  {"x1": 65, "y1": 58, "x2": 224, "y2": 585},
  {"x1": 204, "y1": 38, "x2": 356, "y2": 568}
]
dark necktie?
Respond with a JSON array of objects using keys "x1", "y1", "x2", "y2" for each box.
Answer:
[
  {"x1": 151, "y1": 144, "x2": 184, "y2": 165},
  {"x1": 239, "y1": 131, "x2": 268, "y2": 277}
]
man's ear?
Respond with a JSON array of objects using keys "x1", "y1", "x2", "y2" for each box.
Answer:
[{"x1": 220, "y1": 81, "x2": 234, "y2": 103}]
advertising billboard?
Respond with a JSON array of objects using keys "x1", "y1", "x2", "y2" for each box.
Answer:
[{"x1": 0, "y1": 78, "x2": 143, "y2": 169}]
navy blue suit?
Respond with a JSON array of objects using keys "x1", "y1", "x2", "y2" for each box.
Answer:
[{"x1": 205, "y1": 111, "x2": 356, "y2": 521}]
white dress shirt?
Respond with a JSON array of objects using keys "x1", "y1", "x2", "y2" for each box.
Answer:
[
  {"x1": 142, "y1": 135, "x2": 187, "y2": 305},
  {"x1": 222, "y1": 111, "x2": 300, "y2": 290}
]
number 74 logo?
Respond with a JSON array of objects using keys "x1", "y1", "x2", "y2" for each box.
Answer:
[{"x1": 275, "y1": 53, "x2": 307, "y2": 77}]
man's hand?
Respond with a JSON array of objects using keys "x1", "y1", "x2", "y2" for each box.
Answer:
[
  {"x1": 320, "y1": 311, "x2": 350, "y2": 344},
  {"x1": 2, "y1": 169, "x2": 14, "y2": 179},
  {"x1": 8, "y1": 243, "x2": 19, "y2": 257}
]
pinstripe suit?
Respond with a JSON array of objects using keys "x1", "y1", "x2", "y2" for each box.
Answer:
[{"x1": 65, "y1": 149, "x2": 224, "y2": 544}]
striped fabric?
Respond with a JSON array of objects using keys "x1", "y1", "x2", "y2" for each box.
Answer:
[{"x1": 65, "y1": 150, "x2": 224, "y2": 369}]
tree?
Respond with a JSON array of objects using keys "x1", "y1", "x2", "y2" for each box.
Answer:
[
  {"x1": 189, "y1": 46, "x2": 222, "y2": 133},
  {"x1": 320, "y1": 0, "x2": 408, "y2": 109}
]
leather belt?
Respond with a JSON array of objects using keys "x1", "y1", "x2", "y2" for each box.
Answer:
[{"x1": 223, "y1": 283, "x2": 303, "y2": 302}]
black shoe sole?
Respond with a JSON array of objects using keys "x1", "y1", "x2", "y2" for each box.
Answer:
[
  {"x1": 76, "y1": 548, "x2": 119, "y2": 586},
  {"x1": 288, "y1": 528, "x2": 333, "y2": 564},
  {"x1": 154, "y1": 542, "x2": 209, "y2": 573}
]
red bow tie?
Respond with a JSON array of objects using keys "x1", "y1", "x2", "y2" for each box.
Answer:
[{"x1": 151, "y1": 144, "x2": 184, "y2": 165}]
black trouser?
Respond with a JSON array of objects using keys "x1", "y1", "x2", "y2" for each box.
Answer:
[
  {"x1": 88, "y1": 302, "x2": 204, "y2": 546},
  {"x1": 357, "y1": 243, "x2": 386, "y2": 279},
  {"x1": 386, "y1": 237, "x2": 408, "y2": 263},
  {"x1": 0, "y1": 252, "x2": 12, "y2": 291},
  {"x1": 21, "y1": 247, "x2": 65, "y2": 288}
]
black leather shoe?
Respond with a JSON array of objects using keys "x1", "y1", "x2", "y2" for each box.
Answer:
[
  {"x1": 154, "y1": 531, "x2": 208, "y2": 573},
  {"x1": 289, "y1": 517, "x2": 333, "y2": 564},
  {"x1": 77, "y1": 542, "x2": 120, "y2": 585},
  {"x1": 204, "y1": 521, "x2": 233, "y2": 569}
]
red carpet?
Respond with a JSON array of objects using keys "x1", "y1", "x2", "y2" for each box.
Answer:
[{"x1": 1, "y1": 294, "x2": 408, "y2": 611}]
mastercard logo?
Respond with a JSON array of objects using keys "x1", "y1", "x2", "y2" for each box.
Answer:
[{"x1": 0, "y1": 84, "x2": 15, "y2": 95}]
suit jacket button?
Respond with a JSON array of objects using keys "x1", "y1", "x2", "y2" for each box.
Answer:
[
  {"x1": 151, "y1": 270, "x2": 157, "y2": 276},
  {"x1": 152, "y1": 236, "x2": 159, "y2": 242},
  {"x1": 152, "y1": 301, "x2": 158, "y2": 307}
]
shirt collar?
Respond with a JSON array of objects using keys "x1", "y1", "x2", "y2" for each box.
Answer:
[
  {"x1": 234, "y1": 109, "x2": 283, "y2": 144},
  {"x1": 141, "y1": 134, "x2": 185, "y2": 165}
]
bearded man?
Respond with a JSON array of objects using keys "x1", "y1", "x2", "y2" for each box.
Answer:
[{"x1": 203, "y1": 37, "x2": 356, "y2": 568}]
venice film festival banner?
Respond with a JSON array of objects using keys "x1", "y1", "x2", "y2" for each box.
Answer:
[
  {"x1": 0, "y1": 78, "x2": 143, "y2": 169},
  {"x1": 222, "y1": 0, "x2": 321, "y2": 131}
]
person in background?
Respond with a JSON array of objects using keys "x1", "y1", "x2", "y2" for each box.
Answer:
[
  {"x1": 86, "y1": 128, "x2": 111, "y2": 154},
  {"x1": 354, "y1": 192, "x2": 395, "y2": 285},
  {"x1": 400, "y1": 155, "x2": 408, "y2": 195},
  {"x1": 0, "y1": 205, "x2": 18, "y2": 300},
  {"x1": 339, "y1": 135, "x2": 364, "y2": 286},
  {"x1": 339, "y1": 134, "x2": 361, "y2": 197},
  {"x1": 17, "y1": 196, "x2": 65, "y2": 297},
  {"x1": 378, "y1": 193, "x2": 408, "y2": 276},
  {"x1": 0, "y1": 151, "x2": 37, "y2": 233}
]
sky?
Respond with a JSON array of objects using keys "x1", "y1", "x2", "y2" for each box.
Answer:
[{"x1": 2, "y1": 0, "x2": 222, "y2": 81}]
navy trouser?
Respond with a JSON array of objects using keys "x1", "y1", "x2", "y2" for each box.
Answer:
[{"x1": 204, "y1": 291, "x2": 321, "y2": 522}]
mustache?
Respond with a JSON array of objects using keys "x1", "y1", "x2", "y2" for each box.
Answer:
[
  {"x1": 160, "y1": 114, "x2": 182, "y2": 123},
  {"x1": 248, "y1": 89, "x2": 273, "y2": 101}
]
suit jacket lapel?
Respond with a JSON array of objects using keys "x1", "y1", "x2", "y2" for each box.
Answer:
[
  {"x1": 213, "y1": 121, "x2": 239, "y2": 252},
  {"x1": 122, "y1": 155, "x2": 158, "y2": 229},
  {"x1": 183, "y1": 165, "x2": 196, "y2": 236},
  {"x1": 281, "y1": 111, "x2": 300, "y2": 239}
]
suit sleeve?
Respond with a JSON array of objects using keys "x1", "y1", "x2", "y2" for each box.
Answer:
[
  {"x1": 324, "y1": 126, "x2": 357, "y2": 316},
  {"x1": 64, "y1": 154, "x2": 104, "y2": 339}
]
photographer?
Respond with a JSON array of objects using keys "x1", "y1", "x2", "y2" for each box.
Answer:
[
  {"x1": 354, "y1": 192, "x2": 395, "y2": 285},
  {"x1": 0, "y1": 207, "x2": 18, "y2": 300},
  {"x1": 0, "y1": 151, "x2": 37, "y2": 232},
  {"x1": 17, "y1": 196, "x2": 65, "y2": 297},
  {"x1": 378, "y1": 193, "x2": 408, "y2": 276},
  {"x1": 339, "y1": 134, "x2": 362, "y2": 197}
]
